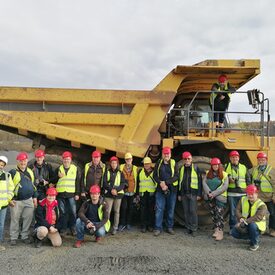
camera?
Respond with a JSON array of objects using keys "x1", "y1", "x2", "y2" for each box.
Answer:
[
  {"x1": 234, "y1": 178, "x2": 240, "y2": 188},
  {"x1": 254, "y1": 179, "x2": 261, "y2": 187},
  {"x1": 89, "y1": 226, "x2": 96, "y2": 235},
  {"x1": 163, "y1": 189, "x2": 170, "y2": 196}
]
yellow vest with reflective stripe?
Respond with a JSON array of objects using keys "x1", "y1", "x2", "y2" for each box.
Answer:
[
  {"x1": 56, "y1": 165, "x2": 77, "y2": 193},
  {"x1": 120, "y1": 164, "x2": 138, "y2": 192},
  {"x1": 210, "y1": 83, "x2": 232, "y2": 105},
  {"x1": 98, "y1": 204, "x2": 111, "y2": 232},
  {"x1": 179, "y1": 164, "x2": 198, "y2": 190},
  {"x1": 107, "y1": 170, "x2": 124, "y2": 195},
  {"x1": 225, "y1": 163, "x2": 247, "y2": 189},
  {"x1": 157, "y1": 159, "x2": 178, "y2": 186},
  {"x1": 84, "y1": 162, "x2": 106, "y2": 187},
  {"x1": 0, "y1": 172, "x2": 14, "y2": 209},
  {"x1": 241, "y1": 197, "x2": 266, "y2": 232},
  {"x1": 251, "y1": 165, "x2": 272, "y2": 193},
  {"x1": 13, "y1": 168, "x2": 35, "y2": 196},
  {"x1": 139, "y1": 169, "x2": 156, "y2": 193}
]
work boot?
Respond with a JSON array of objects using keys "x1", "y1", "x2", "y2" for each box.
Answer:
[
  {"x1": 249, "y1": 243, "x2": 259, "y2": 251},
  {"x1": 74, "y1": 240, "x2": 84, "y2": 248},
  {"x1": 10, "y1": 240, "x2": 17, "y2": 246},
  {"x1": 141, "y1": 227, "x2": 146, "y2": 233},
  {"x1": 167, "y1": 228, "x2": 175, "y2": 235},
  {"x1": 269, "y1": 229, "x2": 275, "y2": 237},
  {"x1": 95, "y1": 236, "x2": 102, "y2": 243},
  {"x1": 0, "y1": 245, "x2": 5, "y2": 251},
  {"x1": 154, "y1": 230, "x2": 161, "y2": 237},
  {"x1": 34, "y1": 238, "x2": 42, "y2": 248},
  {"x1": 215, "y1": 229, "x2": 223, "y2": 241},
  {"x1": 212, "y1": 228, "x2": 218, "y2": 238},
  {"x1": 70, "y1": 227, "x2": 77, "y2": 236},
  {"x1": 111, "y1": 228, "x2": 117, "y2": 235}
]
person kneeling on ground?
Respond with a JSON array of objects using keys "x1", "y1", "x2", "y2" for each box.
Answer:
[
  {"x1": 33, "y1": 187, "x2": 62, "y2": 248},
  {"x1": 74, "y1": 185, "x2": 110, "y2": 248},
  {"x1": 231, "y1": 184, "x2": 267, "y2": 251}
]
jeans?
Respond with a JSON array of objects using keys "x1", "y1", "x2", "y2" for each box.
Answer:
[
  {"x1": 181, "y1": 194, "x2": 198, "y2": 232},
  {"x1": 228, "y1": 196, "x2": 243, "y2": 229},
  {"x1": 231, "y1": 222, "x2": 260, "y2": 246},
  {"x1": 155, "y1": 191, "x2": 177, "y2": 231},
  {"x1": 266, "y1": 201, "x2": 275, "y2": 230},
  {"x1": 76, "y1": 218, "x2": 106, "y2": 241},
  {"x1": 0, "y1": 207, "x2": 7, "y2": 241},
  {"x1": 58, "y1": 197, "x2": 77, "y2": 231}
]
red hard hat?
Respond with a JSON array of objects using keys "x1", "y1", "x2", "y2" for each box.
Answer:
[
  {"x1": 16, "y1": 152, "x2": 28, "y2": 161},
  {"x1": 62, "y1": 151, "x2": 72, "y2": 159},
  {"x1": 218, "y1": 74, "x2": 227, "y2": 83},
  {"x1": 257, "y1": 152, "x2": 267, "y2": 159},
  {"x1": 211, "y1": 158, "x2": 221, "y2": 165},
  {"x1": 110, "y1": 156, "x2": 119, "y2": 162},
  {"x1": 182, "y1": 151, "x2": 192, "y2": 159},
  {"x1": 229, "y1": 151, "x2": 240, "y2": 158},
  {"x1": 92, "y1": 150, "x2": 101, "y2": 158},
  {"x1": 162, "y1": 147, "x2": 171, "y2": 154},
  {"x1": 46, "y1": 187, "x2": 58, "y2": 196},
  {"x1": 89, "y1": 185, "x2": 101, "y2": 194},
  {"x1": 246, "y1": 184, "x2": 258, "y2": 195},
  {"x1": 35, "y1": 149, "x2": 45, "y2": 158}
]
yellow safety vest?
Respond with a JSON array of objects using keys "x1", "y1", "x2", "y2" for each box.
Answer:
[
  {"x1": 225, "y1": 163, "x2": 247, "y2": 189},
  {"x1": 157, "y1": 159, "x2": 178, "y2": 186},
  {"x1": 13, "y1": 168, "x2": 35, "y2": 196},
  {"x1": 251, "y1": 165, "x2": 273, "y2": 193},
  {"x1": 98, "y1": 204, "x2": 111, "y2": 232},
  {"x1": 84, "y1": 162, "x2": 105, "y2": 187},
  {"x1": 179, "y1": 164, "x2": 198, "y2": 190},
  {"x1": 56, "y1": 165, "x2": 77, "y2": 193},
  {"x1": 107, "y1": 170, "x2": 124, "y2": 195},
  {"x1": 241, "y1": 197, "x2": 266, "y2": 232},
  {"x1": 120, "y1": 164, "x2": 138, "y2": 192},
  {"x1": 206, "y1": 170, "x2": 228, "y2": 198},
  {"x1": 138, "y1": 169, "x2": 156, "y2": 193},
  {"x1": 0, "y1": 172, "x2": 14, "y2": 209},
  {"x1": 209, "y1": 83, "x2": 232, "y2": 106}
]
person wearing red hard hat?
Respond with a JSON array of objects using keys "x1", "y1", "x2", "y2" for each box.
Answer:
[
  {"x1": 203, "y1": 158, "x2": 229, "y2": 241},
  {"x1": 178, "y1": 152, "x2": 202, "y2": 236},
  {"x1": 249, "y1": 152, "x2": 275, "y2": 237},
  {"x1": 54, "y1": 151, "x2": 81, "y2": 236},
  {"x1": 102, "y1": 156, "x2": 126, "y2": 235},
  {"x1": 225, "y1": 150, "x2": 250, "y2": 233},
  {"x1": 33, "y1": 187, "x2": 62, "y2": 248},
  {"x1": 9, "y1": 152, "x2": 38, "y2": 245},
  {"x1": 153, "y1": 146, "x2": 179, "y2": 236},
  {"x1": 231, "y1": 184, "x2": 267, "y2": 251},
  {"x1": 81, "y1": 150, "x2": 105, "y2": 200},
  {"x1": 28, "y1": 149, "x2": 54, "y2": 200},
  {"x1": 74, "y1": 184, "x2": 110, "y2": 248},
  {"x1": 209, "y1": 74, "x2": 236, "y2": 128}
]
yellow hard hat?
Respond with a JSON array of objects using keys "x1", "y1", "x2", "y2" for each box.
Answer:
[
  {"x1": 124, "y1": 152, "x2": 133, "y2": 159},
  {"x1": 143, "y1": 157, "x2": 152, "y2": 164}
]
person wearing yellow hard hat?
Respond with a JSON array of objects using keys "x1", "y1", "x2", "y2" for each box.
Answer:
[{"x1": 119, "y1": 152, "x2": 139, "y2": 231}]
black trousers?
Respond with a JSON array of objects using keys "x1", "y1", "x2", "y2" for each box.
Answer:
[
  {"x1": 140, "y1": 192, "x2": 155, "y2": 228},
  {"x1": 120, "y1": 195, "x2": 134, "y2": 226}
]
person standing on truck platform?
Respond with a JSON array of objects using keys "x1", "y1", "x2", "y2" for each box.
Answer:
[
  {"x1": 81, "y1": 150, "x2": 105, "y2": 200},
  {"x1": 209, "y1": 74, "x2": 236, "y2": 128},
  {"x1": 231, "y1": 184, "x2": 267, "y2": 251},
  {"x1": 9, "y1": 152, "x2": 37, "y2": 246},
  {"x1": 136, "y1": 157, "x2": 156, "y2": 233},
  {"x1": 55, "y1": 151, "x2": 81, "y2": 236},
  {"x1": 225, "y1": 150, "x2": 250, "y2": 233},
  {"x1": 102, "y1": 156, "x2": 125, "y2": 235},
  {"x1": 153, "y1": 147, "x2": 179, "y2": 236},
  {"x1": 178, "y1": 152, "x2": 202, "y2": 237},
  {"x1": 0, "y1": 156, "x2": 14, "y2": 251},
  {"x1": 203, "y1": 158, "x2": 228, "y2": 241},
  {"x1": 119, "y1": 152, "x2": 138, "y2": 231},
  {"x1": 249, "y1": 152, "x2": 275, "y2": 237},
  {"x1": 29, "y1": 149, "x2": 54, "y2": 200}
]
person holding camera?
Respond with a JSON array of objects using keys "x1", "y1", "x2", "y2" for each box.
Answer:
[
  {"x1": 203, "y1": 158, "x2": 228, "y2": 241},
  {"x1": 153, "y1": 147, "x2": 179, "y2": 236},
  {"x1": 231, "y1": 184, "x2": 267, "y2": 251},
  {"x1": 249, "y1": 152, "x2": 275, "y2": 237},
  {"x1": 74, "y1": 185, "x2": 110, "y2": 248},
  {"x1": 225, "y1": 151, "x2": 250, "y2": 233},
  {"x1": 178, "y1": 152, "x2": 202, "y2": 236}
]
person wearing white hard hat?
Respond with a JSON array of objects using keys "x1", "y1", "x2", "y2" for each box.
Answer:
[{"x1": 0, "y1": 156, "x2": 14, "y2": 251}]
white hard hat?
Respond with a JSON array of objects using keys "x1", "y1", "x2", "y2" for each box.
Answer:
[{"x1": 0, "y1": 156, "x2": 8, "y2": 165}]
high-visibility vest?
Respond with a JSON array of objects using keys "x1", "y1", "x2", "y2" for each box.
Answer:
[
  {"x1": 138, "y1": 169, "x2": 156, "y2": 193},
  {"x1": 209, "y1": 83, "x2": 232, "y2": 106},
  {"x1": 120, "y1": 164, "x2": 138, "y2": 192},
  {"x1": 157, "y1": 159, "x2": 178, "y2": 186},
  {"x1": 178, "y1": 164, "x2": 199, "y2": 190},
  {"x1": 206, "y1": 171, "x2": 228, "y2": 198},
  {"x1": 13, "y1": 168, "x2": 35, "y2": 196},
  {"x1": 84, "y1": 162, "x2": 105, "y2": 187},
  {"x1": 241, "y1": 196, "x2": 266, "y2": 232},
  {"x1": 107, "y1": 170, "x2": 124, "y2": 195},
  {"x1": 225, "y1": 163, "x2": 247, "y2": 189},
  {"x1": 98, "y1": 204, "x2": 111, "y2": 232},
  {"x1": 56, "y1": 165, "x2": 77, "y2": 193},
  {"x1": 0, "y1": 172, "x2": 14, "y2": 209},
  {"x1": 251, "y1": 165, "x2": 273, "y2": 193}
]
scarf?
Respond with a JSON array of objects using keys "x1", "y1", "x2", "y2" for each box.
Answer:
[{"x1": 39, "y1": 198, "x2": 58, "y2": 225}]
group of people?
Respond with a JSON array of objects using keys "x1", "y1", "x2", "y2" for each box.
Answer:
[{"x1": 0, "y1": 146, "x2": 274, "y2": 252}]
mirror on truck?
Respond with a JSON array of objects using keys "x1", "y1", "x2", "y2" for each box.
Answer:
[{"x1": 247, "y1": 89, "x2": 261, "y2": 109}]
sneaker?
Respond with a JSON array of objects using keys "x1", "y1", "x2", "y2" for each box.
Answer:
[
  {"x1": 249, "y1": 244, "x2": 259, "y2": 251},
  {"x1": 34, "y1": 239, "x2": 42, "y2": 248},
  {"x1": 167, "y1": 228, "x2": 175, "y2": 235},
  {"x1": 191, "y1": 231, "x2": 197, "y2": 237},
  {"x1": 269, "y1": 229, "x2": 275, "y2": 237},
  {"x1": 141, "y1": 227, "x2": 146, "y2": 233},
  {"x1": 118, "y1": 225, "x2": 126, "y2": 232},
  {"x1": 74, "y1": 240, "x2": 84, "y2": 248},
  {"x1": 10, "y1": 240, "x2": 17, "y2": 246},
  {"x1": 111, "y1": 228, "x2": 117, "y2": 235},
  {"x1": 147, "y1": 227, "x2": 154, "y2": 232},
  {"x1": 154, "y1": 230, "x2": 161, "y2": 237},
  {"x1": 70, "y1": 228, "x2": 77, "y2": 236},
  {"x1": 22, "y1": 238, "x2": 31, "y2": 244},
  {"x1": 95, "y1": 236, "x2": 101, "y2": 243},
  {"x1": 0, "y1": 245, "x2": 5, "y2": 251},
  {"x1": 126, "y1": 224, "x2": 132, "y2": 230}
]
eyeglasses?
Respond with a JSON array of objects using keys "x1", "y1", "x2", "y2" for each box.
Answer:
[{"x1": 183, "y1": 158, "x2": 192, "y2": 160}]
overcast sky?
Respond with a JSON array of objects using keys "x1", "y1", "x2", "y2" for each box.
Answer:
[{"x1": 0, "y1": 0, "x2": 274, "y2": 122}]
